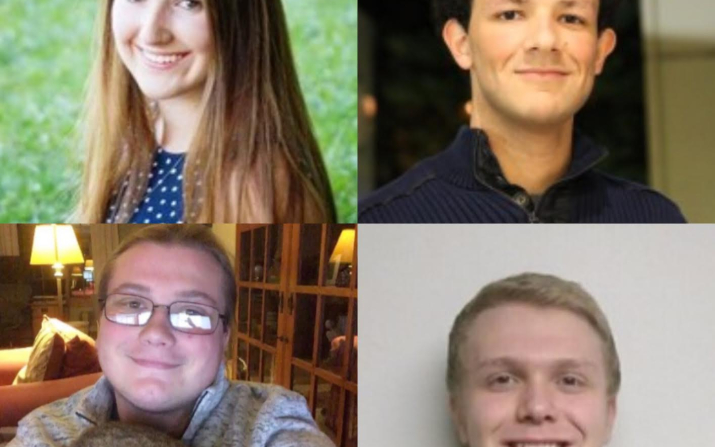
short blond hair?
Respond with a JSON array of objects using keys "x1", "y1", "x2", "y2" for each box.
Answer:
[
  {"x1": 97, "y1": 225, "x2": 236, "y2": 331},
  {"x1": 447, "y1": 273, "x2": 621, "y2": 396}
]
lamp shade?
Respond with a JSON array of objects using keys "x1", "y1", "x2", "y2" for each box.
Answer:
[
  {"x1": 30, "y1": 225, "x2": 85, "y2": 265},
  {"x1": 329, "y1": 229, "x2": 355, "y2": 265}
]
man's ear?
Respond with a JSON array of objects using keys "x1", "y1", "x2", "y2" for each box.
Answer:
[
  {"x1": 594, "y1": 28, "x2": 617, "y2": 75},
  {"x1": 442, "y1": 19, "x2": 473, "y2": 71},
  {"x1": 604, "y1": 395, "x2": 618, "y2": 443},
  {"x1": 223, "y1": 327, "x2": 231, "y2": 350},
  {"x1": 449, "y1": 393, "x2": 469, "y2": 445}
]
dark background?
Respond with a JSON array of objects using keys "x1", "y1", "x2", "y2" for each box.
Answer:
[{"x1": 359, "y1": 0, "x2": 648, "y2": 196}]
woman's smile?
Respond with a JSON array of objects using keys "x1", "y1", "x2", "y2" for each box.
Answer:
[{"x1": 137, "y1": 46, "x2": 190, "y2": 70}]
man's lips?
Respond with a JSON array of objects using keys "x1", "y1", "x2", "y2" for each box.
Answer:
[
  {"x1": 503, "y1": 440, "x2": 572, "y2": 447},
  {"x1": 515, "y1": 68, "x2": 570, "y2": 79},
  {"x1": 130, "y1": 357, "x2": 181, "y2": 370}
]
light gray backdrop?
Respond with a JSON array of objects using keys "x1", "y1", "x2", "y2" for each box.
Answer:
[{"x1": 359, "y1": 225, "x2": 715, "y2": 446}]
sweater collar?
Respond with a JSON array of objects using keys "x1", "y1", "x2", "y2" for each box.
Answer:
[
  {"x1": 74, "y1": 363, "x2": 230, "y2": 440},
  {"x1": 445, "y1": 125, "x2": 608, "y2": 187}
]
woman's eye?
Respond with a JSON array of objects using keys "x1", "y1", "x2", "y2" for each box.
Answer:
[
  {"x1": 497, "y1": 10, "x2": 523, "y2": 21},
  {"x1": 177, "y1": 0, "x2": 202, "y2": 10}
]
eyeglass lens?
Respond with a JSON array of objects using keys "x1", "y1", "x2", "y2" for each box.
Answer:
[{"x1": 106, "y1": 295, "x2": 218, "y2": 334}]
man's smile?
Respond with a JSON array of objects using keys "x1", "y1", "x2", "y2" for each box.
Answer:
[{"x1": 130, "y1": 356, "x2": 181, "y2": 370}]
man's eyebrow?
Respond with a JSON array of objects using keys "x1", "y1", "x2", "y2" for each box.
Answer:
[
  {"x1": 490, "y1": 0, "x2": 528, "y2": 6},
  {"x1": 174, "y1": 290, "x2": 219, "y2": 307},
  {"x1": 488, "y1": 0, "x2": 595, "y2": 9},
  {"x1": 109, "y1": 282, "x2": 150, "y2": 295},
  {"x1": 559, "y1": 0, "x2": 596, "y2": 10},
  {"x1": 109, "y1": 283, "x2": 219, "y2": 307},
  {"x1": 475, "y1": 357, "x2": 521, "y2": 372},
  {"x1": 475, "y1": 356, "x2": 599, "y2": 371}
]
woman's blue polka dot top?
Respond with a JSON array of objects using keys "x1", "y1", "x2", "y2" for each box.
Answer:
[{"x1": 128, "y1": 147, "x2": 185, "y2": 223}]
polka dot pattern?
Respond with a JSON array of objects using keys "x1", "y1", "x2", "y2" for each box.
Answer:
[{"x1": 129, "y1": 147, "x2": 185, "y2": 223}]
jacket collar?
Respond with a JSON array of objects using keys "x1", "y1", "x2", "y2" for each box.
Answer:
[{"x1": 75, "y1": 363, "x2": 230, "y2": 441}]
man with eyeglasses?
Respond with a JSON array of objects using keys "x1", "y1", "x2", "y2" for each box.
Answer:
[{"x1": 10, "y1": 225, "x2": 334, "y2": 447}]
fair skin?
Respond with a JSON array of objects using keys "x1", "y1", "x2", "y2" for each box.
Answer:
[
  {"x1": 96, "y1": 242, "x2": 229, "y2": 438},
  {"x1": 442, "y1": 0, "x2": 617, "y2": 194},
  {"x1": 451, "y1": 303, "x2": 617, "y2": 447},
  {"x1": 112, "y1": 0, "x2": 214, "y2": 154}
]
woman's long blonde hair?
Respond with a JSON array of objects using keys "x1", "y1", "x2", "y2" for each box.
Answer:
[{"x1": 77, "y1": 0, "x2": 337, "y2": 223}]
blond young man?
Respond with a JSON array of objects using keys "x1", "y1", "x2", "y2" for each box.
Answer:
[
  {"x1": 11, "y1": 225, "x2": 333, "y2": 447},
  {"x1": 448, "y1": 273, "x2": 619, "y2": 447}
]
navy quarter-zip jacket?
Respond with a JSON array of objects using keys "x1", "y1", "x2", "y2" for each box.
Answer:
[{"x1": 358, "y1": 126, "x2": 686, "y2": 223}]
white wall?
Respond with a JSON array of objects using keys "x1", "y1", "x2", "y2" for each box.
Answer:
[
  {"x1": 640, "y1": 0, "x2": 715, "y2": 222},
  {"x1": 359, "y1": 225, "x2": 715, "y2": 446}
]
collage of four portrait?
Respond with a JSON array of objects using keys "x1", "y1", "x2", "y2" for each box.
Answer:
[{"x1": 1, "y1": 0, "x2": 715, "y2": 446}]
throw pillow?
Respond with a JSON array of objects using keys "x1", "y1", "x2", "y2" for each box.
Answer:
[
  {"x1": 60, "y1": 335, "x2": 102, "y2": 379},
  {"x1": 13, "y1": 319, "x2": 66, "y2": 384}
]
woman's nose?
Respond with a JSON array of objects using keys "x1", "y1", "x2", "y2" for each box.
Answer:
[{"x1": 138, "y1": 3, "x2": 173, "y2": 46}]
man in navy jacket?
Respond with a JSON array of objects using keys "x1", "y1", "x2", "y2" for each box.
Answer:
[{"x1": 359, "y1": 0, "x2": 685, "y2": 223}]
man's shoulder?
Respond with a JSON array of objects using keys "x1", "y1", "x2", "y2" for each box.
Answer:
[
  {"x1": 358, "y1": 145, "x2": 486, "y2": 223},
  {"x1": 358, "y1": 162, "x2": 440, "y2": 223},
  {"x1": 359, "y1": 126, "x2": 483, "y2": 223},
  {"x1": 12, "y1": 387, "x2": 94, "y2": 446},
  {"x1": 226, "y1": 381, "x2": 306, "y2": 404},
  {"x1": 215, "y1": 381, "x2": 334, "y2": 446},
  {"x1": 590, "y1": 170, "x2": 687, "y2": 222}
]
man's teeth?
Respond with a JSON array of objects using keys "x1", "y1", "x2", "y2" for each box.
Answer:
[
  {"x1": 513, "y1": 443, "x2": 563, "y2": 447},
  {"x1": 142, "y1": 50, "x2": 185, "y2": 64}
]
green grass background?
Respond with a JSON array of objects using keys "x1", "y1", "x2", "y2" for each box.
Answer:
[{"x1": 0, "y1": 0, "x2": 357, "y2": 223}]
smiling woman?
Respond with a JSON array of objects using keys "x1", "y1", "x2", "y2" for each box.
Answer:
[
  {"x1": 76, "y1": 0, "x2": 337, "y2": 224},
  {"x1": 0, "y1": 0, "x2": 358, "y2": 223}
]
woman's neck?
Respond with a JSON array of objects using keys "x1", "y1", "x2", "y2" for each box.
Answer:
[{"x1": 155, "y1": 92, "x2": 203, "y2": 154}]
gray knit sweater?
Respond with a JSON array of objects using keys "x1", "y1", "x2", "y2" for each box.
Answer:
[{"x1": 8, "y1": 366, "x2": 334, "y2": 447}]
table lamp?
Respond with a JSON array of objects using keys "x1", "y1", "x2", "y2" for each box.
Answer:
[
  {"x1": 30, "y1": 225, "x2": 85, "y2": 315},
  {"x1": 329, "y1": 228, "x2": 355, "y2": 286}
]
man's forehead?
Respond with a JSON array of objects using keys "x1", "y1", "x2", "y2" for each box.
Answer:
[
  {"x1": 115, "y1": 242, "x2": 221, "y2": 271},
  {"x1": 463, "y1": 304, "x2": 605, "y2": 364},
  {"x1": 110, "y1": 243, "x2": 225, "y2": 303}
]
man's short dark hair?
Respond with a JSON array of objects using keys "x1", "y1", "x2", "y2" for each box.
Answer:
[
  {"x1": 432, "y1": 0, "x2": 622, "y2": 34},
  {"x1": 97, "y1": 225, "x2": 236, "y2": 332}
]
